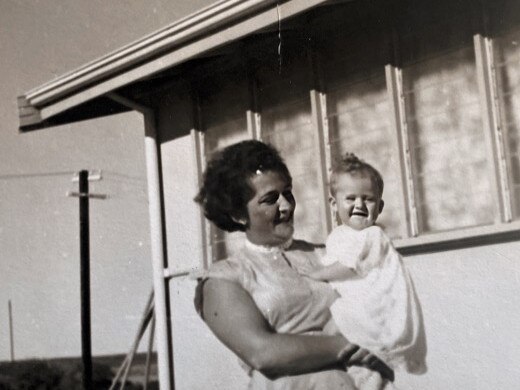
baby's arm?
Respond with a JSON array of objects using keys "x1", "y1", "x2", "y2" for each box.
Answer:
[{"x1": 306, "y1": 261, "x2": 359, "y2": 282}]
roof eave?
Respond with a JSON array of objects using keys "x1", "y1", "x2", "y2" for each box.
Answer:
[{"x1": 18, "y1": 0, "x2": 332, "y2": 132}]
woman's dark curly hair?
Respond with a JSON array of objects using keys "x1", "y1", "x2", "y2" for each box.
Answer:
[
  {"x1": 330, "y1": 152, "x2": 384, "y2": 198},
  {"x1": 194, "y1": 140, "x2": 292, "y2": 232}
]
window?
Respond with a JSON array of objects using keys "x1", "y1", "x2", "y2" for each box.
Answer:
[
  {"x1": 255, "y1": 41, "x2": 327, "y2": 244},
  {"x1": 494, "y1": 29, "x2": 520, "y2": 218},
  {"x1": 198, "y1": 69, "x2": 250, "y2": 261},
  {"x1": 321, "y1": 25, "x2": 404, "y2": 238},
  {"x1": 403, "y1": 47, "x2": 494, "y2": 232},
  {"x1": 191, "y1": 0, "x2": 520, "y2": 261}
]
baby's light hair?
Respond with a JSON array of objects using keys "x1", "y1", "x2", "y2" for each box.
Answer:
[{"x1": 330, "y1": 153, "x2": 384, "y2": 198}]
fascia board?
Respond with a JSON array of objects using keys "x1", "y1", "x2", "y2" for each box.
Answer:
[
  {"x1": 26, "y1": 0, "x2": 341, "y2": 108},
  {"x1": 26, "y1": 0, "x2": 275, "y2": 106},
  {"x1": 30, "y1": 0, "x2": 331, "y2": 124}
]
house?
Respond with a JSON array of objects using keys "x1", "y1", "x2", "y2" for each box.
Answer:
[{"x1": 18, "y1": 0, "x2": 520, "y2": 388}]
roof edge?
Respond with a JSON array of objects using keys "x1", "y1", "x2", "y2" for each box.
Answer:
[
  {"x1": 18, "y1": 0, "x2": 333, "y2": 131},
  {"x1": 24, "y1": 0, "x2": 278, "y2": 107}
]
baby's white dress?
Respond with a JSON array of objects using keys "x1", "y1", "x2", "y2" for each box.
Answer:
[{"x1": 325, "y1": 225, "x2": 427, "y2": 389}]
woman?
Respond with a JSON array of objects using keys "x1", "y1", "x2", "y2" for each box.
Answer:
[{"x1": 194, "y1": 140, "x2": 392, "y2": 389}]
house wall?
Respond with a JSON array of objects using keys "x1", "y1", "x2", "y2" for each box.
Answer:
[
  {"x1": 153, "y1": 1, "x2": 520, "y2": 388},
  {"x1": 156, "y1": 88, "x2": 520, "y2": 389},
  {"x1": 156, "y1": 85, "x2": 250, "y2": 389},
  {"x1": 158, "y1": 149, "x2": 520, "y2": 389},
  {"x1": 399, "y1": 244, "x2": 520, "y2": 389}
]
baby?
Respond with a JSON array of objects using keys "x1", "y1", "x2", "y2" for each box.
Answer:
[{"x1": 307, "y1": 153, "x2": 427, "y2": 389}]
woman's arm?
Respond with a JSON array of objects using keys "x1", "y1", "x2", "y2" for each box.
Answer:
[{"x1": 201, "y1": 278, "x2": 371, "y2": 379}]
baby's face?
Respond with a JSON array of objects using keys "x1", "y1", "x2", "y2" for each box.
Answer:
[{"x1": 331, "y1": 173, "x2": 384, "y2": 231}]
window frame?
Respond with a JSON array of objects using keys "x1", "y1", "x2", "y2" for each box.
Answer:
[{"x1": 193, "y1": 18, "x2": 520, "y2": 262}]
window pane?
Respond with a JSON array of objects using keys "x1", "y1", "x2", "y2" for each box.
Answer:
[
  {"x1": 321, "y1": 22, "x2": 402, "y2": 238},
  {"x1": 326, "y1": 73, "x2": 403, "y2": 238},
  {"x1": 257, "y1": 58, "x2": 325, "y2": 243},
  {"x1": 200, "y1": 72, "x2": 250, "y2": 261},
  {"x1": 494, "y1": 29, "x2": 520, "y2": 219},
  {"x1": 403, "y1": 48, "x2": 494, "y2": 232},
  {"x1": 202, "y1": 74, "x2": 250, "y2": 157}
]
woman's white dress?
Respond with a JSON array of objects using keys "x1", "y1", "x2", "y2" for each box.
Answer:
[{"x1": 196, "y1": 239, "x2": 362, "y2": 389}]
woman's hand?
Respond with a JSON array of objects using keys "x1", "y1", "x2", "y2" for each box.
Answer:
[{"x1": 338, "y1": 343, "x2": 395, "y2": 381}]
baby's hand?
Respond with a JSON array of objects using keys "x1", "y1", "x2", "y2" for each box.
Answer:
[{"x1": 341, "y1": 347, "x2": 395, "y2": 382}]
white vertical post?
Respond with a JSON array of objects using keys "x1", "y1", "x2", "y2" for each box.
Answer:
[
  {"x1": 247, "y1": 110, "x2": 262, "y2": 140},
  {"x1": 107, "y1": 93, "x2": 173, "y2": 390},
  {"x1": 474, "y1": 34, "x2": 513, "y2": 223},
  {"x1": 310, "y1": 90, "x2": 333, "y2": 235},
  {"x1": 247, "y1": 63, "x2": 262, "y2": 141},
  {"x1": 191, "y1": 129, "x2": 211, "y2": 269},
  {"x1": 8, "y1": 300, "x2": 14, "y2": 361},
  {"x1": 385, "y1": 65, "x2": 419, "y2": 237},
  {"x1": 320, "y1": 91, "x2": 336, "y2": 230},
  {"x1": 143, "y1": 112, "x2": 174, "y2": 390}
]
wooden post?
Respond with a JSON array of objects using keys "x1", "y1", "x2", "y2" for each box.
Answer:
[
  {"x1": 8, "y1": 300, "x2": 14, "y2": 361},
  {"x1": 67, "y1": 170, "x2": 105, "y2": 389},
  {"x1": 79, "y1": 170, "x2": 93, "y2": 390}
]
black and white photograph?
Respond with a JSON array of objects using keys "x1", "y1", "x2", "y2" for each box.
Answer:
[{"x1": 1, "y1": 0, "x2": 520, "y2": 389}]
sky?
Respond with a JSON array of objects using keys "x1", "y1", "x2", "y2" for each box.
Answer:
[{"x1": 0, "y1": 0, "x2": 210, "y2": 361}]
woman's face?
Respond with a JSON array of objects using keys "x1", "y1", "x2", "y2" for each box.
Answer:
[{"x1": 244, "y1": 170, "x2": 296, "y2": 246}]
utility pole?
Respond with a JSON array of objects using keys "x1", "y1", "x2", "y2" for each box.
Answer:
[
  {"x1": 8, "y1": 300, "x2": 14, "y2": 361},
  {"x1": 67, "y1": 170, "x2": 106, "y2": 390}
]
